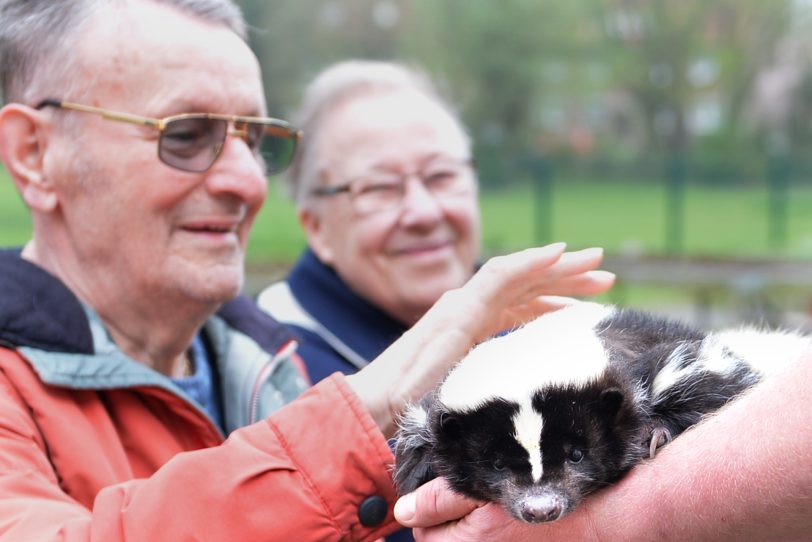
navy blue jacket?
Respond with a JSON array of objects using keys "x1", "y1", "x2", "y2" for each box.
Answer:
[{"x1": 258, "y1": 248, "x2": 409, "y2": 383}]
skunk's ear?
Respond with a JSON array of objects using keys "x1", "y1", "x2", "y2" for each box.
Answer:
[
  {"x1": 394, "y1": 400, "x2": 439, "y2": 495},
  {"x1": 599, "y1": 387, "x2": 625, "y2": 420},
  {"x1": 438, "y1": 409, "x2": 459, "y2": 435}
]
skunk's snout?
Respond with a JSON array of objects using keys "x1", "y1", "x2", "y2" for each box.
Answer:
[{"x1": 518, "y1": 493, "x2": 564, "y2": 523}]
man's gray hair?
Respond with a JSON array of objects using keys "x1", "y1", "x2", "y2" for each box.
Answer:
[
  {"x1": 0, "y1": 0, "x2": 246, "y2": 104},
  {"x1": 287, "y1": 59, "x2": 470, "y2": 207}
]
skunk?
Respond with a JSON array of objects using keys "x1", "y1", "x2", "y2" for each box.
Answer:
[{"x1": 394, "y1": 303, "x2": 809, "y2": 524}]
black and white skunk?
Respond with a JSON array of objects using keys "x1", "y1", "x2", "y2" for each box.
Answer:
[{"x1": 394, "y1": 303, "x2": 809, "y2": 524}]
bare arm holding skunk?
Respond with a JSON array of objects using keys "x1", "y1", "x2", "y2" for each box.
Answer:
[{"x1": 395, "y1": 355, "x2": 812, "y2": 541}]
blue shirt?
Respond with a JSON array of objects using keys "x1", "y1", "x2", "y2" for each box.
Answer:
[{"x1": 171, "y1": 333, "x2": 224, "y2": 430}]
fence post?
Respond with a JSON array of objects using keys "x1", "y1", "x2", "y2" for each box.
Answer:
[
  {"x1": 665, "y1": 152, "x2": 686, "y2": 254},
  {"x1": 767, "y1": 154, "x2": 790, "y2": 250},
  {"x1": 531, "y1": 157, "x2": 553, "y2": 245}
]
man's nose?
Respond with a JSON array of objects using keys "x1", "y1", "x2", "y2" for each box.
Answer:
[{"x1": 204, "y1": 136, "x2": 268, "y2": 204}]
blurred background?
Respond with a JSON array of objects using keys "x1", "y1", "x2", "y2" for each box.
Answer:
[{"x1": 4, "y1": 0, "x2": 812, "y2": 329}]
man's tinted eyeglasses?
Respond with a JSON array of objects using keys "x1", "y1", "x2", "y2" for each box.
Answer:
[{"x1": 35, "y1": 99, "x2": 302, "y2": 174}]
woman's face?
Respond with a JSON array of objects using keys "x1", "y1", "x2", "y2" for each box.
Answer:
[{"x1": 302, "y1": 89, "x2": 481, "y2": 325}]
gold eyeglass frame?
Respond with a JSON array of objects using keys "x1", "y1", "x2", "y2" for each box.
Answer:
[{"x1": 35, "y1": 99, "x2": 303, "y2": 173}]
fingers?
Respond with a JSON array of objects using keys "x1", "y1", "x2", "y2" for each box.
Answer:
[
  {"x1": 411, "y1": 501, "x2": 531, "y2": 542},
  {"x1": 394, "y1": 477, "x2": 481, "y2": 528},
  {"x1": 477, "y1": 246, "x2": 612, "y2": 334},
  {"x1": 494, "y1": 295, "x2": 582, "y2": 329},
  {"x1": 463, "y1": 243, "x2": 568, "y2": 304},
  {"x1": 470, "y1": 246, "x2": 608, "y2": 306},
  {"x1": 526, "y1": 248, "x2": 610, "y2": 291},
  {"x1": 537, "y1": 270, "x2": 616, "y2": 297}
]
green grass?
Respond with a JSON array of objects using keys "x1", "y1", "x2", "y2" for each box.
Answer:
[
  {"x1": 0, "y1": 172, "x2": 30, "y2": 246},
  {"x1": 480, "y1": 179, "x2": 812, "y2": 261},
  {"x1": 247, "y1": 179, "x2": 306, "y2": 263},
  {"x1": 4, "y1": 167, "x2": 812, "y2": 263}
]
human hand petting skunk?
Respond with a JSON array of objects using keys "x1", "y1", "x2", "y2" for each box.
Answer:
[
  {"x1": 345, "y1": 243, "x2": 614, "y2": 437},
  {"x1": 393, "y1": 303, "x2": 812, "y2": 538}
]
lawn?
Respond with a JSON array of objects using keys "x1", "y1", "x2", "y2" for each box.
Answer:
[
  {"x1": 480, "y1": 179, "x2": 812, "y2": 260},
  {"x1": 5, "y1": 167, "x2": 812, "y2": 263}
]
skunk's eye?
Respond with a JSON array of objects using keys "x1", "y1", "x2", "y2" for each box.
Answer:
[
  {"x1": 568, "y1": 448, "x2": 584, "y2": 463},
  {"x1": 493, "y1": 458, "x2": 506, "y2": 471}
]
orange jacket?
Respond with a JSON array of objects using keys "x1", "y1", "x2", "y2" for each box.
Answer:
[
  {"x1": 0, "y1": 347, "x2": 398, "y2": 541},
  {"x1": 0, "y1": 250, "x2": 399, "y2": 541}
]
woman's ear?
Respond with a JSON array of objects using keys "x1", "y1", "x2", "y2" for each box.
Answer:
[
  {"x1": 298, "y1": 206, "x2": 335, "y2": 265},
  {"x1": 0, "y1": 104, "x2": 58, "y2": 212}
]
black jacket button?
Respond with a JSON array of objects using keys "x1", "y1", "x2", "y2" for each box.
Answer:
[{"x1": 358, "y1": 495, "x2": 388, "y2": 526}]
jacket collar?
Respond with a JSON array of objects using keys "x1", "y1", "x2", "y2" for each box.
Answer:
[
  {"x1": 0, "y1": 248, "x2": 293, "y2": 356},
  {"x1": 287, "y1": 248, "x2": 408, "y2": 363},
  {"x1": 0, "y1": 248, "x2": 304, "y2": 434},
  {"x1": 0, "y1": 248, "x2": 94, "y2": 353}
]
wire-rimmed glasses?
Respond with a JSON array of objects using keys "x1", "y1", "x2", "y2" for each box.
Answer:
[
  {"x1": 310, "y1": 157, "x2": 476, "y2": 214},
  {"x1": 35, "y1": 99, "x2": 302, "y2": 174}
]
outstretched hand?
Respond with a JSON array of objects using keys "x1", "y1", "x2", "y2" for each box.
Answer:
[
  {"x1": 394, "y1": 477, "x2": 600, "y2": 542},
  {"x1": 346, "y1": 242, "x2": 614, "y2": 436}
]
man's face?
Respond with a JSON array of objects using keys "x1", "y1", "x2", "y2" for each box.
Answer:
[
  {"x1": 45, "y1": 1, "x2": 268, "y2": 310},
  {"x1": 309, "y1": 89, "x2": 481, "y2": 325}
]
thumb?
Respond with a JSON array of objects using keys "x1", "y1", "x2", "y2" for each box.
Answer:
[{"x1": 394, "y1": 478, "x2": 481, "y2": 528}]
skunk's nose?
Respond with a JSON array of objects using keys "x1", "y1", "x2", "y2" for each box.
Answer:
[{"x1": 520, "y1": 495, "x2": 563, "y2": 523}]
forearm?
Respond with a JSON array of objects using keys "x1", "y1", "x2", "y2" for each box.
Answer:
[{"x1": 584, "y1": 356, "x2": 812, "y2": 541}]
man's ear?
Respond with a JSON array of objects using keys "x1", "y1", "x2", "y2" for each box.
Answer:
[
  {"x1": 298, "y1": 206, "x2": 335, "y2": 265},
  {"x1": 0, "y1": 104, "x2": 58, "y2": 212}
]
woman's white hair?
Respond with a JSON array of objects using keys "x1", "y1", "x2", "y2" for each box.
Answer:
[{"x1": 286, "y1": 59, "x2": 470, "y2": 208}]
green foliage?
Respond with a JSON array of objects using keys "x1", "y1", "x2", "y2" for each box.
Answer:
[{"x1": 236, "y1": 0, "x2": 811, "y2": 186}]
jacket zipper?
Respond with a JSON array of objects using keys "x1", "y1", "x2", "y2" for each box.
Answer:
[{"x1": 248, "y1": 340, "x2": 299, "y2": 424}]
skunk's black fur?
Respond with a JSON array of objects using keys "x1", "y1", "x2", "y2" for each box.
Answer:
[{"x1": 394, "y1": 304, "x2": 808, "y2": 523}]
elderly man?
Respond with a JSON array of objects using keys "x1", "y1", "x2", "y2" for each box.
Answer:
[{"x1": 0, "y1": 1, "x2": 613, "y2": 540}]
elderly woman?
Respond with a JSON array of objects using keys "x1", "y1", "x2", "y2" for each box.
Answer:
[{"x1": 258, "y1": 59, "x2": 614, "y2": 385}]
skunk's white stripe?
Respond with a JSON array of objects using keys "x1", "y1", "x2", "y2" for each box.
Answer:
[
  {"x1": 512, "y1": 402, "x2": 544, "y2": 482},
  {"x1": 651, "y1": 342, "x2": 697, "y2": 398},
  {"x1": 402, "y1": 403, "x2": 428, "y2": 428},
  {"x1": 439, "y1": 303, "x2": 614, "y2": 411},
  {"x1": 710, "y1": 328, "x2": 810, "y2": 378},
  {"x1": 653, "y1": 328, "x2": 810, "y2": 400},
  {"x1": 397, "y1": 404, "x2": 431, "y2": 450},
  {"x1": 696, "y1": 336, "x2": 740, "y2": 375}
]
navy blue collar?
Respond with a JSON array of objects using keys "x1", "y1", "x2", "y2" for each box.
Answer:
[
  {"x1": 0, "y1": 248, "x2": 94, "y2": 353},
  {"x1": 287, "y1": 248, "x2": 408, "y2": 363},
  {"x1": 0, "y1": 248, "x2": 292, "y2": 355}
]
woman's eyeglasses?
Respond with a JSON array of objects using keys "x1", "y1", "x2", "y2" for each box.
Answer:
[
  {"x1": 310, "y1": 157, "x2": 476, "y2": 215},
  {"x1": 35, "y1": 99, "x2": 302, "y2": 174}
]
